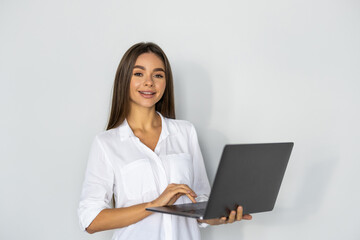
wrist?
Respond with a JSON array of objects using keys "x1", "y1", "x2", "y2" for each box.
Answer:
[
  {"x1": 197, "y1": 219, "x2": 210, "y2": 228},
  {"x1": 147, "y1": 200, "x2": 156, "y2": 209}
]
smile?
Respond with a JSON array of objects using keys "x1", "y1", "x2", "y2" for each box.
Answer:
[
  {"x1": 139, "y1": 91, "x2": 156, "y2": 95},
  {"x1": 139, "y1": 91, "x2": 156, "y2": 98}
]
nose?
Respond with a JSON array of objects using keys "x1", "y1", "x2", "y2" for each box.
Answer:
[{"x1": 144, "y1": 74, "x2": 154, "y2": 87}]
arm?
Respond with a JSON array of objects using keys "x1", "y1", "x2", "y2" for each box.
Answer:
[
  {"x1": 86, "y1": 183, "x2": 197, "y2": 233},
  {"x1": 79, "y1": 137, "x2": 198, "y2": 234},
  {"x1": 86, "y1": 202, "x2": 152, "y2": 233}
]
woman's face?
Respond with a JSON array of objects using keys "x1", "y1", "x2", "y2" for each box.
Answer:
[{"x1": 129, "y1": 52, "x2": 166, "y2": 110}]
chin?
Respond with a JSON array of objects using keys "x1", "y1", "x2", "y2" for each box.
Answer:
[{"x1": 131, "y1": 100, "x2": 158, "y2": 109}]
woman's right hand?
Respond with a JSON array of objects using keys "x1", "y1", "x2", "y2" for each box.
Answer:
[{"x1": 150, "y1": 183, "x2": 197, "y2": 207}]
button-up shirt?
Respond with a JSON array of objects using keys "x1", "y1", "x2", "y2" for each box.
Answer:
[{"x1": 78, "y1": 112, "x2": 211, "y2": 240}]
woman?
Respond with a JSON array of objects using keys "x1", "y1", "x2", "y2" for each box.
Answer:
[{"x1": 78, "y1": 42, "x2": 252, "y2": 240}]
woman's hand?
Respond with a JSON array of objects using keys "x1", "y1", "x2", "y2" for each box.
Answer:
[
  {"x1": 197, "y1": 206, "x2": 252, "y2": 225},
  {"x1": 150, "y1": 183, "x2": 197, "y2": 207}
]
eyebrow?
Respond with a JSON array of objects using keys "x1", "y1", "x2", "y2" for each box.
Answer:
[{"x1": 133, "y1": 65, "x2": 165, "y2": 72}]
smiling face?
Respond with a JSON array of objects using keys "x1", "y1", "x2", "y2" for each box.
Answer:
[{"x1": 129, "y1": 52, "x2": 167, "y2": 111}]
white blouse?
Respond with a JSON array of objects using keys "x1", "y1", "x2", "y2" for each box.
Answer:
[{"x1": 78, "y1": 112, "x2": 211, "y2": 240}]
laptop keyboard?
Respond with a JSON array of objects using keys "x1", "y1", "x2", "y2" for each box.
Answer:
[
  {"x1": 169, "y1": 202, "x2": 207, "y2": 215},
  {"x1": 181, "y1": 208, "x2": 205, "y2": 215}
]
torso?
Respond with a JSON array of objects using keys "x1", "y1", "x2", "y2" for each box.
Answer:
[{"x1": 80, "y1": 114, "x2": 211, "y2": 240}]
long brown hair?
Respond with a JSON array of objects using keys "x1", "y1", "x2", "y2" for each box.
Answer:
[{"x1": 106, "y1": 42, "x2": 175, "y2": 130}]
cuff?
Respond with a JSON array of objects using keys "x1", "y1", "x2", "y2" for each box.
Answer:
[{"x1": 197, "y1": 220, "x2": 209, "y2": 228}]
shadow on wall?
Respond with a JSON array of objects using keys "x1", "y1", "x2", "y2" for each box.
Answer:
[
  {"x1": 253, "y1": 150, "x2": 338, "y2": 226},
  {"x1": 173, "y1": 60, "x2": 228, "y2": 181}
]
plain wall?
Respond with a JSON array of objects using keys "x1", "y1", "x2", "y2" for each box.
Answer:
[{"x1": 1, "y1": 0, "x2": 359, "y2": 239}]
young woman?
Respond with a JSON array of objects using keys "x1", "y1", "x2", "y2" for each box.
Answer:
[{"x1": 78, "y1": 42, "x2": 252, "y2": 240}]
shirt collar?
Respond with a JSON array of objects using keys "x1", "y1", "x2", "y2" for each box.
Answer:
[{"x1": 118, "y1": 111, "x2": 170, "y2": 142}]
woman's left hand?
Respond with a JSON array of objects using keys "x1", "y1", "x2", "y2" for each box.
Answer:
[{"x1": 197, "y1": 206, "x2": 252, "y2": 225}]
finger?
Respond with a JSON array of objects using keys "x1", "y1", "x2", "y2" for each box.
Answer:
[
  {"x1": 220, "y1": 217, "x2": 227, "y2": 224},
  {"x1": 186, "y1": 193, "x2": 197, "y2": 203},
  {"x1": 168, "y1": 193, "x2": 182, "y2": 205},
  {"x1": 171, "y1": 186, "x2": 197, "y2": 199},
  {"x1": 227, "y1": 210, "x2": 236, "y2": 223},
  {"x1": 236, "y1": 206, "x2": 243, "y2": 221},
  {"x1": 242, "y1": 214, "x2": 252, "y2": 220},
  {"x1": 177, "y1": 184, "x2": 197, "y2": 197},
  {"x1": 168, "y1": 189, "x2": 196, "y2": 203},
  {"x1": 161, "y1": 189, "x2": 187, "y2": 205},
  {"x1": 168, "y1": 188, "x2": 190, "y2": 196}
]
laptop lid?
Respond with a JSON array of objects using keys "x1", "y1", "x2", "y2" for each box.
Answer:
[{"x1": 203, "y1": 142, "x2": 293, "y2": 219}]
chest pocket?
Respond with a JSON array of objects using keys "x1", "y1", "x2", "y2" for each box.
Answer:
[
  {"x1": 166, "y1": 153, "x2": 194, "y2": 187},
  {"x1": 120, "y1": 159, "x2": 156, "y2": 200}
]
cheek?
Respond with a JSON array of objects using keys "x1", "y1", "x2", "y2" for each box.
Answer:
[
  {"x1": 130, "y1": 79, "x2": 141, "y2": 92},
  {"x1": 157, "y1": 80, "x2": 166, "y2": 93},
  {"x1": 129, "y1": 79, "x2": 141, "y2": 100}
]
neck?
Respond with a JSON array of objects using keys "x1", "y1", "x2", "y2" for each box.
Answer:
[{"x1": 126, "y1": 105, "x2": 160, "y2": 131}]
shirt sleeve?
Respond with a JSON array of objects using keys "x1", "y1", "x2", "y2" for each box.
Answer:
[
  {"x1": 78, "y1": 136, "x2": 114, "y2": 231},
  {"x1": 189, "y1": 124, "x2": 211, "y2": 228}
]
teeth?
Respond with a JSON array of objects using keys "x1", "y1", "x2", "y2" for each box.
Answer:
[{"x1": 140, "y1": 91, "x2": 154, "y2": 95}]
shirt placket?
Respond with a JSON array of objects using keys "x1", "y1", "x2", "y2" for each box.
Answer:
[{"x1": 134, "y1": 137, "x2": 173, "y2": 240}]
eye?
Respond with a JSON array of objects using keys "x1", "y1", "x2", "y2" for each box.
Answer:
[
  {"x1": 133, "y1": 72, "x2": 143, "y2": 77},
  {"x1": 154, "y1": 74, "x2": 164, "y2": 78}
]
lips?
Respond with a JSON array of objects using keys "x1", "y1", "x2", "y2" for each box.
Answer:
[
  {"x1": 138, "y1": 91, "x2": 156, "y2": 98},
  {"x1": 139, "y1": 91, "x2": 156, "y2": 95}
]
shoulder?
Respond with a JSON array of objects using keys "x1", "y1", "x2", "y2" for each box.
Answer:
[
  {"x1": 93, "y1": 127, "x2": 120, "y2": 146},
  {"x1": 163, "y1": 117, "x2": 196, "y2": 136}
]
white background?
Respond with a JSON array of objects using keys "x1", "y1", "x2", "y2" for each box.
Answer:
[{"x1": 1, "y1": 0, "x2": 359, "y2": 239}]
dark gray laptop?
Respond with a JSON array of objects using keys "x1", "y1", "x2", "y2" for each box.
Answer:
[{"x1": 146, "y1": 142, "x2": 294, "y2": 219}]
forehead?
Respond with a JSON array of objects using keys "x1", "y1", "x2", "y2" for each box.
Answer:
[{"x1": 134, "y1": 52, "x2": 165, "y2": 68}]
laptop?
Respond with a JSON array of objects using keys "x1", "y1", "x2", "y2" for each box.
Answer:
[{"x1": 146, "y1": 142, "x2": 294, "y2": 219}]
